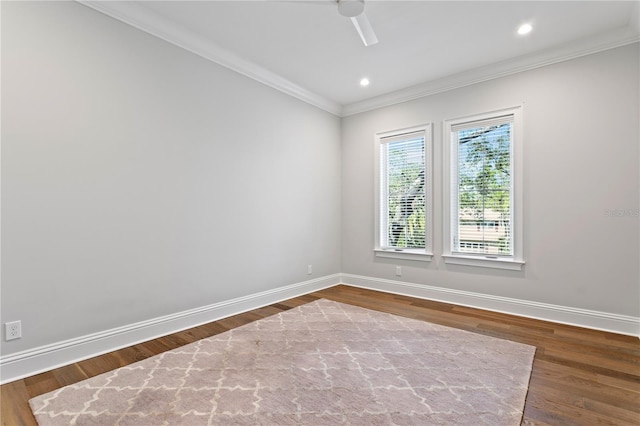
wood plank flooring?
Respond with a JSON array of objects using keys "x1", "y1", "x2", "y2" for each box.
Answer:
[{"x1": 1, "y1": 285, "x2": 638, "y2": 425}]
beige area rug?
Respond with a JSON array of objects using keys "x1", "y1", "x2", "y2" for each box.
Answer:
[{"x1": 30, "y1": 299, "x2": 535, "y2": 425}]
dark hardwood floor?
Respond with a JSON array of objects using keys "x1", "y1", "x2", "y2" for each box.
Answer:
[{"x1": 2, "y1": 285, "x2": 639, "y2": 425}]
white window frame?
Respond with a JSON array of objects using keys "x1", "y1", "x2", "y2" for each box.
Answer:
[
  {"x1": 374, "y1": 124, "x2": 433, "y2": 261},
  {"x1": 443, "y1": 106, "x2": 524, "y2": 270}
]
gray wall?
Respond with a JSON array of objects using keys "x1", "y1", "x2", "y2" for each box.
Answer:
[
  {"x1": 341, "y1": 43, "x2": 639, "y2": 317},
  {"x1": 1, "y1": 1, "x2": 341, "y2": 354}
]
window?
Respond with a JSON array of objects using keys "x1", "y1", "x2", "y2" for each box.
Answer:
[
  {"x1": 375, "y1": 124, "x2": 432, "y2": 261},
  {"x1": 443, "y1": 107, "x2": 524, "y2": 270}
]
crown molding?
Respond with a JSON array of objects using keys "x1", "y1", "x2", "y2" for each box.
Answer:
[
  {"x1": 77, "y1": 1, "x2": 343, "y2": 116},
  {"x1": 342, "y1": 26, "x2": 640, "y2": 116},
  {"x1": 78, "y1": 1, "x2": 637, "y2": 119}
]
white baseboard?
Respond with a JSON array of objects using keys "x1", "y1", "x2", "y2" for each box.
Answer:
[
  {"x1": 340, "y1": 273, "x2": 640, "y2": 338},
  {"x1": 0, "y1": 274, "x2": 340, "y2": 384},
  {"x1": 3, "y1": 273, "x2": 637, "y2": 384}
]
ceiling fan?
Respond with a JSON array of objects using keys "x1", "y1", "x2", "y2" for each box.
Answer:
[
  {"x1": 336, "y1": 0, "x2": 378, "y2": 47},
  {"x1": 277, "y1": 0, "x2": 378, "y2": 46}
]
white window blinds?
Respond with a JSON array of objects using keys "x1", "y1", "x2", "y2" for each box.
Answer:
[
  {"x1": 380, "y1": 131, "x2": 426, "y2": 250},
  {"x1": 452, "y1": 115, "x2": 513, "y2": 256}
]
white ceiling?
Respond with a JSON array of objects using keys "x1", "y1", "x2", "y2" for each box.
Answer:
[{"x1": 82, "y1": 1, "x2": 639, "y2": 116}]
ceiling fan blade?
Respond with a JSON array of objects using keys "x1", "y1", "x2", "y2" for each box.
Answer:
[{"x1": 351, "y1": 12, "x2": 378, "y2": 46}]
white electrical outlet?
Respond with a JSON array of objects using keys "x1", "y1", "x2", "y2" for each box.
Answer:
[
  {"x1": 5, "y1": 321, "x2": 22, "y2": 341},
  {"x1": 307, "y1": 265, "x2": 313, "y2": 275},
  {"x1": 396, "y1": 266, "x2": 402, "y2": 276}
]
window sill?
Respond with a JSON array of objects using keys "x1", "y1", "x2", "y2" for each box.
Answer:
[
  {"x1": 442, "y1": 254, "x2": 524, "y2": 271},
  {"x1": 374, "y1": 249, "x2": 433, "y2": 262}
]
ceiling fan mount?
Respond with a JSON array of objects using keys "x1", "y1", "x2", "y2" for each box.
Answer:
[{"x1": 338, "y1": 0, "x2": 365, "y2": 18}]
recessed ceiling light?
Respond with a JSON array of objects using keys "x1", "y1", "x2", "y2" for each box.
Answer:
[
  {"x1": 517, "y1": 23, "x2": 533, "y2": 35},
  {"x1": 360, "y1": 77, "x2": 370, "y2": 86}
]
